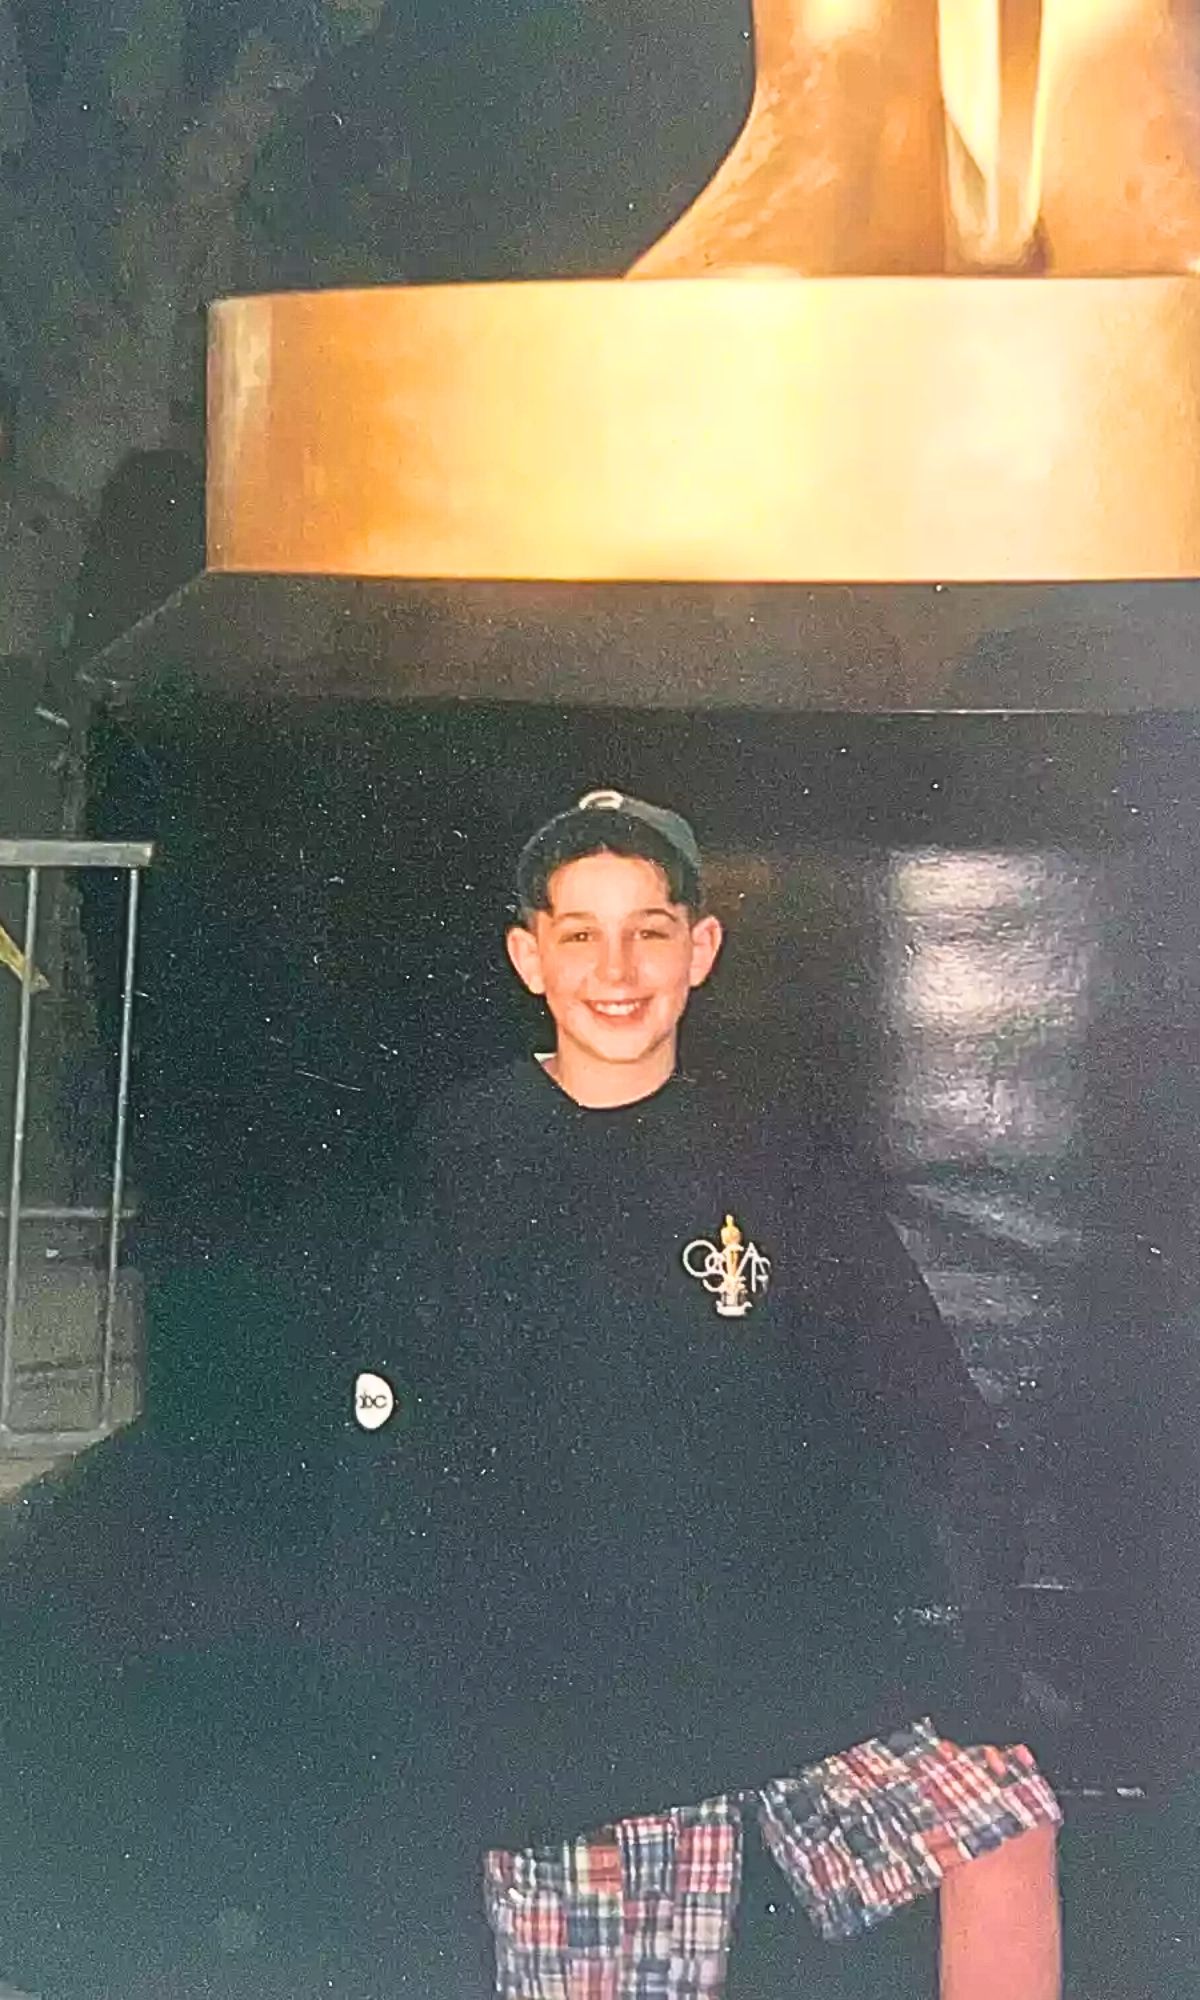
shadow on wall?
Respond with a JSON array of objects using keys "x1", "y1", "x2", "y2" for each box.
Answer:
[{"x1": 69, "y1": 445, "x2": 205, "y2": 665}]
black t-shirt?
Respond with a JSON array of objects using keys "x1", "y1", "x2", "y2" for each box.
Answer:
[{"x1": 351, "y1": 1057, "x2": 1024, "y2": 1850}]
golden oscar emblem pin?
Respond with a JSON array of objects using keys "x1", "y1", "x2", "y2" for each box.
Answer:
[{"x1": 683, "y1": 1214, "x2": 771, "y2": 1319}]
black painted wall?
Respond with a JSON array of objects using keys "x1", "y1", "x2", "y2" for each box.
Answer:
[{"x1": 83, "y1": 695, "x2": 1200, "y2": 1794}]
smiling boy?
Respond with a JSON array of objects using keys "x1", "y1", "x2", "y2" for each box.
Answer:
[
  {"x1": 364, "y1": 789, "x2": 1062, "y2": 1997},
  {"x1": 504, "y1": 796, "x2": 722, "y2": 1108}
]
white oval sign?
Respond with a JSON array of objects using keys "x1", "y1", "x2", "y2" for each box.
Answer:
[{"x1": 354, "y1": 1371, "x2": 395, "y2": 1431}]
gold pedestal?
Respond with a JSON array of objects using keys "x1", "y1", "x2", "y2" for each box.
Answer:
[
  {"x1": 209, "y1": 276, "x2": 1200, "y2": 584},
  {"x1": 209, "y1": 2, "x2": 1200, "y2": 587}
]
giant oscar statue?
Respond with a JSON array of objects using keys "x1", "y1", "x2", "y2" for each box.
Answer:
[
  {"x1": 209, "y1": 0, "x2": 1200, "y2": 582},
  {"x1": 632, "y1": 0, "x2": 1200, "y2": 278}
]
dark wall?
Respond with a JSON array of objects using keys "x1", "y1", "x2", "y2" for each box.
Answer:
[
  {"x1": 0, "y1": 662, "x2": 104, "y2": 1205},
  {"x1": 83, "y1": 696, "x2": 1200, "y2": 1791}
]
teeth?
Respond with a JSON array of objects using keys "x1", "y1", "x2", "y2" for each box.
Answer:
[{"x1": 592, "y1": 1002, "x2": 642, "y2": 1015}]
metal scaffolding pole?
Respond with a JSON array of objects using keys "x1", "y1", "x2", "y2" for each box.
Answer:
[{"x1": 0, "y1": 839, "x2": 153, "y2": 1447}]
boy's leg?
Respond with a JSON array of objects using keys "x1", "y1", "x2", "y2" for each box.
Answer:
[
  {"x1": 938, "y1": 1821, "x2": 1061, "y2": 2000},
  {"x1": 483, "y1": 1797, "x2": 744, "y2": 1998},
  {"x1": 755, "y1": 1724, "x2": 1062, "y2": 1954}
]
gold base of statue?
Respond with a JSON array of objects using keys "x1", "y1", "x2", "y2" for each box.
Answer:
[
  {"x1": 209, "y1": 275, "x2": 1200, "y2": 584},
  {"x1": 208, "y1": 3, "x2": 1200, "y2": 586}
]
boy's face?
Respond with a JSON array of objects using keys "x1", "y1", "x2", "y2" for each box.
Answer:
[{"x1": 506, "y1": 852, "x2": 723, "y2": 1082}]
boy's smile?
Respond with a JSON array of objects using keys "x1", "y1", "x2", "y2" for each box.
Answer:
[{"x1": 507, "y1": 852, "x2": 723, "y2": 1107}]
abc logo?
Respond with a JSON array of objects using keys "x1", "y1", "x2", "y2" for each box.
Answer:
[{"x1": 354, "y1": 1371, "x2": 396, "y2": 1431}]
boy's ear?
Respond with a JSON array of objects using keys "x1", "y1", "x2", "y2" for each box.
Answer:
[
  {"x1": 688, "y1": 912, "x2": 724, "y2": 990},
  {"x1": 506, "y1": 922, "x2": 546, "y2": 996}
]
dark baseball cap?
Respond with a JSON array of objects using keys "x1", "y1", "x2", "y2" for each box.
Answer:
[{"x1": 514, "y1": 789, "x2": 704, "y2": 914}]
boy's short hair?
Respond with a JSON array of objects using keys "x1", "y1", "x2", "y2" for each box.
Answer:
[{"x1": 515, "y1": 790, "x2": 705, "y2": 921}]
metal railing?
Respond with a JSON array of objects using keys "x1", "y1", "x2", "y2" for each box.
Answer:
[{"x1": 0, "y1": 839, "x2": 153, "y2": 1447}]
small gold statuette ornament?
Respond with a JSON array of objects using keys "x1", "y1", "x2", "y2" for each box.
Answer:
[{"x1": 683, "y1": 1214, "x2": 771, "y2": 1319}]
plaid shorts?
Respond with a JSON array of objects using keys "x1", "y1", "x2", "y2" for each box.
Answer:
[{"x1": 483, "y1": 1720, "x2": 1062, "y2": 1999}]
